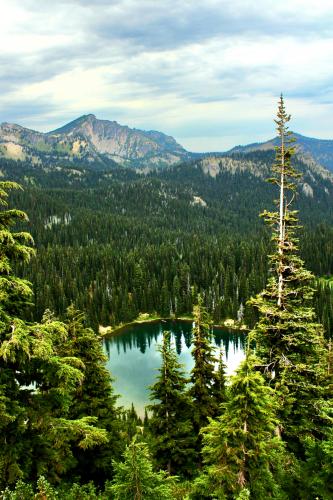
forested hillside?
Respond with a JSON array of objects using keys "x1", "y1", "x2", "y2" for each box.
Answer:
[{"x1": 1, "y1": 148, "x2": 332, "y2": 335}]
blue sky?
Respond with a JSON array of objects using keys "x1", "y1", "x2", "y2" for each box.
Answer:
[{"x1": 0, "y1": 0, "x2": 333, "y2": 151}]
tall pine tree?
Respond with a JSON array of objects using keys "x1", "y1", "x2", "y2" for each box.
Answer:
[
  {"x1": 248, "y1": 96, "x2": 327, "y2": 454},
  {"x1": 62, "y1": 306, "x2": 122, "y2": 484}
]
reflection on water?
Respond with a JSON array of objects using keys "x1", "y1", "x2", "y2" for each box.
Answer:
[{"x1": 103, "y1": 320, "x2": 246, "y2": 416}]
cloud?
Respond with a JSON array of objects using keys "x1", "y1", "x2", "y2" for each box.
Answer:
[{"x1": 0, "y1": 0, "x2": 332, "y2": 149}]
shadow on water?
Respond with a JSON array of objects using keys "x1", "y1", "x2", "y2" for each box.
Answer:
[{"x1": 103, "y1": 320, "x2": 246, "y2": 416}]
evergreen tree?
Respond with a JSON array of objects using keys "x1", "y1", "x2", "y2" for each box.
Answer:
[
  {"x1": 108, "y1": 437, "x2": 174, "y2": 500},
  {"x1": 1, "y1": 476, "x2": 104, "y2": 499},
  {"x1": 0, "y1": 182, "x2": 107, "y2": 487},
  {"x1": 120, "y1": 404, "x2": 144, "y2": 445},
  {"x1": 189, "y1": 295, "x2": 220, "y2": 433},
  {"x1": 61, "y1": 306, "x2": 122, "y2": 484},
  {"x1": 195, "y1": 354, "x2": 291, "y2": 499},
  {"x1": 248, "y1": 96, "x2": 327, "y2": 453},
  {"x1": 211, "y1": 347, "x2": 227, "y2": 408},
  {"x1": 148, "y1": 331, "x2": 196, "y2": 477}
]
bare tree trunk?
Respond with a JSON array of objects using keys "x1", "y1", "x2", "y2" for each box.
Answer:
[{"x1": 277, "y1": 128, "x2": 285, "y2": 308}]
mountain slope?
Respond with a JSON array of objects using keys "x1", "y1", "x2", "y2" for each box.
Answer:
[
  {"x1": 0, "y1": 115, "x2": 190, "y2": 169},
  {"x1": 227, "y1": 133, "x2": 333, "y2": 172}
]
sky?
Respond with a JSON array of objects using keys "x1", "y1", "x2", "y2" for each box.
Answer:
[{"x1": 0, "y1": 0, "x2": 333, "y2": 152}]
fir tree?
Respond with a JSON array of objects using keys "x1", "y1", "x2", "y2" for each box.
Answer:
[
  {"x1": 108, "y1": 437, "x2": 174, "y2": 500},
  {"x1": 62, "y1": 306, "x2": 122, "y2": 484},
  {"x1": 248, "y1": 96, "x2": 327, "y2": 453},
  {"x1": 148, "y1": 331, "x2": 196, "y2": 477},
  {"x1": 189, "y1": 295, "x2": 220, "y2": 433},
  {"x1": 195, "y1": 354, "x2": 291, "y2": 499}
]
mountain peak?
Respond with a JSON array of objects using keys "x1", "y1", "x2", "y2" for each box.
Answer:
[
  {"x1": 48, "y1": 114, "x2": 98, "y2": 135},
  {"x1": 0, "y1": 114, "x2": 190, "y2": 168}
]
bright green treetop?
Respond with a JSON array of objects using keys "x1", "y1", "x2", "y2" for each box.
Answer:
[{"x1": 109, "y1": 437, "x2": 174, "y2": 500}]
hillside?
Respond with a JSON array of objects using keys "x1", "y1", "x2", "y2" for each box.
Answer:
[
  {"x1": 228, "y1": 132, "x2": 333, "y2": 172},
  {"x1": 4, "y1": 148, "x2": 332, "y2": 331}
]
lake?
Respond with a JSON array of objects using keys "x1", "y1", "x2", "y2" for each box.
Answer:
[{"x1": 103, "y1": 320, "x2": 246, "y2": 416}]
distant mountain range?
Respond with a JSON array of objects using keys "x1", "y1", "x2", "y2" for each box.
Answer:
[
  {"x1": 1, "y1": 114, "x2": 333, "y2": 173},
  {"x1": 0, "y1": 114, "x2": 191, "y2": 169},
  {"x1": 227, "y1": 133, "x2": 333, "y2": 173}
]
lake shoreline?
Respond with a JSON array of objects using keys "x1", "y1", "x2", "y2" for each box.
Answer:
[{"x1": 100, "y1": 315, "x2": 248, "y2": 338}]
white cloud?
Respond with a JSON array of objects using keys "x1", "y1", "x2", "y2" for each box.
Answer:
[{"x1": 0, "y1": 0, "x2": 332, "y2": 149}]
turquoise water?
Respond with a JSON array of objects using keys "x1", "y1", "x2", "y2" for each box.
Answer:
[{"x1": 103, "y1": 320, "x2": 246, "y2": 416}]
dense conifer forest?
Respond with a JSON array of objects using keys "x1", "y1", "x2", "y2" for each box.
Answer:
[
  {"x1": 0, "y1": 99, "x2": 333, "y2": 498},
  {"x1": 0, "y1": 148, "x2": 332, "y2": 335}
]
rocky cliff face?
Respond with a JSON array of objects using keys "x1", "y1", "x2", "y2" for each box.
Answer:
[{"x1": 0, "y1": 114, "x2": 190, "y2": 168}]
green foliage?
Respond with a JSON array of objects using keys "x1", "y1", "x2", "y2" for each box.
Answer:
[
  {"x1": 212, "y1": 347, "x2": 228, "y2": 407},
  {"x1": 0, "y1": 476, "x2": 104, "y2": 499},
  {"x1": 300, "y1": 433, "x2": 333, "y2": 499},
  {"x1": 61, "y1": 306, "x2": 122, "y2": 484},
  {"x1": 189, "y1": 296, "x2": 220, "y2": 433},
  {"x1": 0, "y1": 182, "x2": 111, "y2": 487},
  {"x1": 109, "y1": 437, "x2": 175, "y2": 500},
  {"x1": 195, "y1": 354, "x2": 291, "y2": 499},
  {"x1": 148, "y1": 331, "x2": 196, "y2": 477},
  {"x1": 120, "y1": 404, "x2": 146, "y2": 445},
  {"x1": 3, "y1": 151, "x2": 331, "y2": 335},
  {"x1": 248, "y1": 98, "x2": 328, "y2": 454},
  {"x1": 1, "y1": 480, "x2": 34, "y2": 500}
]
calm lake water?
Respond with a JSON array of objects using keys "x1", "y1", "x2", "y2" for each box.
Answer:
[{"x1": 103, "y1": 320, "x2": 246, "y2": 416}]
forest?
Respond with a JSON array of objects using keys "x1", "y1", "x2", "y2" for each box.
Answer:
[
  {"x1": 0, "y1": 147, "x2": 332, "y2": 335},
  {"x1": 0, "y1": 98, "x2": 333, "y2": 498}
]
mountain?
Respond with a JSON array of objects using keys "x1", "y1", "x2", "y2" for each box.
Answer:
[
  {"x1": 1, "y1": 113, "x2": 333, "y2": 175},
  {"x1": 0, "y1": 114, "x2": 191, "y2": 169},
  {"x1": 227, "y1": 133, "x2": 333, "y2": 172}
]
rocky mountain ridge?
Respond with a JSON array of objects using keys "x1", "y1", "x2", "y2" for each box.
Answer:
[
  {"x1": 0, "y1": 114, "x2": 190, "y2": 169},
  {"x1": 227, "y1": 132, "x2": 333, "y2": 173},
  {"x1": 1, "y1": 115, "x2": 333, "y2": 176}
]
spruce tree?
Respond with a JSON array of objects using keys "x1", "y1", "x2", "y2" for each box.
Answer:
[
  {"x1": 148, "y1": 331, "x2": 196, "y2": 477},
  {"x1": 248, "y1": 96, "x2": 327, "y2": 453},
  {"x1": 108, "y1": 437, "x2": 174, "y2": 500},
  {"x1": 189, "y1": 295, "x2": 220, "y2": 433},
  {"x1": 195, "y1": 354, "x2": 290, "y2": 499}
]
